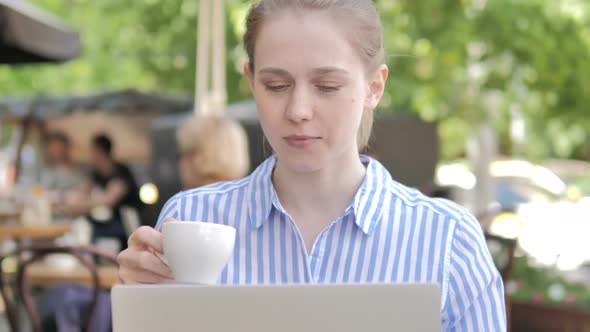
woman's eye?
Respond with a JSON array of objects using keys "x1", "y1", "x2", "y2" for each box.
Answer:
[
  {"x1": 265, "y1": 84, "x2": 290, "y2": 92},
  {"x1": 317, "y1": 85, "x2": 340, "y2": 92}
]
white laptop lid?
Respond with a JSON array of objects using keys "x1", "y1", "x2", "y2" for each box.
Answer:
[{"x1": 112, "y1": 283, "x2": 442, "y2": 332}]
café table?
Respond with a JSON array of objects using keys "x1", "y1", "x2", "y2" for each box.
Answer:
[
  {"x1": 0, "y1": 223, "x2": 71, "y2": 240},
  {"x1": 25, "y1": 261, "x2": 120, "y2": 289}
]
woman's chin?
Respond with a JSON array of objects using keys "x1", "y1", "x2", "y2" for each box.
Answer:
[{"x1": 275, "y1": 152, "x2": 325, "y2": 174}]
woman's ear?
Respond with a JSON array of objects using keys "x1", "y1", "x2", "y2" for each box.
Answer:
[
  {"x1": 365, "y1": 64, "x2": 389, "y2": 110},
  {"x1": 243, "y1": 62, "x2": 255, "y2": 93}
]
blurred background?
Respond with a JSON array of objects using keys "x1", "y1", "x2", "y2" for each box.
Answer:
[{"x1": 0, "y1": 0, "x2": 589, "y2": 331}]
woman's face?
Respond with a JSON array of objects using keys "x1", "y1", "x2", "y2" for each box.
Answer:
[{"x1": 245, "y1": 10, "x2": 387, "y2": 174}]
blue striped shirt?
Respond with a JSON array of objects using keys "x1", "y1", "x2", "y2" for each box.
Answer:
[{"x1": 156, "y1": 155, "x2": 506, "y2": 331}]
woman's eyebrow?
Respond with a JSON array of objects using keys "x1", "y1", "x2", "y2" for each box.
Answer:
[
  {"x1": 258, "y1": 67, "x2": 292, "y2": 78},
  {"x1": 310, "y1": 66, "x2": 350, "y2": 76},
  {"x1": 258, "y1": 66, "x2": 350, "y2": 78}
]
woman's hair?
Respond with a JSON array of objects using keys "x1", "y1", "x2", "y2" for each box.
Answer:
[
  {"x1": 176, "y1": 115, "x2": 250, "y2": 183},
  {"x1": 244, "y1": 0, "x2": 385, "y2": 150}
]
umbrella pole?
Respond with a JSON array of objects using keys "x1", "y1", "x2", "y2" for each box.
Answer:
[
  {"x1": 211, "y1": 0, "x2": 226, "y2": 116},
  {"x1": 195, "y1": 0, "x2": 211, "y2": 116},
  {"x1": 12, "y1": 116, "x2": 33, "y2": 185},
  {"x1": 194, "y1": 0, "x2": 226, "y2": 117}
]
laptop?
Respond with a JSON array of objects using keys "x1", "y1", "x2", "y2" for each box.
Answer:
[{"x1": 112, "y1": 283, "x2": 442, "y2": 332}]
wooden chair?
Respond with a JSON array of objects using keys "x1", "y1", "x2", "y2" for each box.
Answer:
[
  {"x1": 484, "y1": 232, "x2": 518, "y2": 282},
  {"x1": 0, "y1": 244, "x2": 118, "y2": 332}
]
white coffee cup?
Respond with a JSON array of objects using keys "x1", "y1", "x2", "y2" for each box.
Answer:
[{"x1": 162, "y1": 221, "x2": 236, "y2": 285}]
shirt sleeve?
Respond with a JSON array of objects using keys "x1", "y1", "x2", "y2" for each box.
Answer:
[
  {"x1": 442, "y1": 211, "x2": 507, "y2": 331},
  {"x1": 154, "y1": 193, "x2": 182, "y2": 230}
]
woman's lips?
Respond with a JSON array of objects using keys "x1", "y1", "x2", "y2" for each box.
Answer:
[{"x1": 283, "y1": 135, "x2": 321, "y2": 148}]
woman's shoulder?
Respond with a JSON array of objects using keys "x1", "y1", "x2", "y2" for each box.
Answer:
[
  {"x1": 365, "y1": 155, "x2": 472, "y2": 224},
  {"x1": 385, "y1": 175, "x2": 478, "y2": 231},
  {"x1": 155, "y1": 157, "x2": 276, "y2": 227},
  {"x1": 392, "y1": 182, "x2": 486, "y2": 246},
  {"x1": 155, "y1": 176, "x2": 252, "y2": 226},
  {"x1": 180, "y1": 177, "x2": 251, "y2": 198},
  {"x1": 167, "y1": 177, "x2": 252, "y2": 209}
]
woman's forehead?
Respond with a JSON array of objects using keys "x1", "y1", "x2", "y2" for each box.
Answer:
[{"x1": 253, "y1": 11, "x2": 363, "y2": 73}]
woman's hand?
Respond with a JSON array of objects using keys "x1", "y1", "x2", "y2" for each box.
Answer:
[{"x1": 117, "y1": 220, "x2": 175, "y2": 284}]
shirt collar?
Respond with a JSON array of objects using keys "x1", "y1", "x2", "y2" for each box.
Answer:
[
  {"x1": 246, "y1": 156, "x2": 277, "y2": 230},
  {"x1": 247, "y1": 155, "x2": 392, "y2": 235},
  {"x1": 350, "y1": 155, "x2": 392, "y2": 235}
]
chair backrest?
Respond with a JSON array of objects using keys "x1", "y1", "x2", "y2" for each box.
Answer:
[
  {"x1": 484, "y1": 232, "x2": 517, "y2": 332},
  {"x1": 0, "y1": 245, "x2": 118, "y2": 332},
  {"x1": 484, "y1": 232, "x2": 517, "y2": 283}
]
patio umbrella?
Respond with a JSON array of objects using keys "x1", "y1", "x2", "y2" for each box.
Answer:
[
  {"x1": 0, "y1": 90, "x2": 194, "y2": 179},
  {"x1": 0, "y1": 89, "x2": 193, "y2": 119},
  {"x1": 0, "y1": 0, "x2": 81, "y2": 64}
]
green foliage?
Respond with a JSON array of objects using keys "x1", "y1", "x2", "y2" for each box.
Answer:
[{"x1": 1, "y1": 0, "x2": 589, "y2": 160}]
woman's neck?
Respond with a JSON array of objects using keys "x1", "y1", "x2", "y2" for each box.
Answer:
[{"x1": 272, "y1": 151, "x2": 366, "y2": 224}]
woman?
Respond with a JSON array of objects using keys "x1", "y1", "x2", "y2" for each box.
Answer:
[
  {"x1": 176, "y1": 115, "x2": 250, "y2": 189},
  {"x1": 118, "y1": 1, "x2": 506, "y2": 330}
]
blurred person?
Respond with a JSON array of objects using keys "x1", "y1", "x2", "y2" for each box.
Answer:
[
  {"x1": 118, "y1": 1, "x2": 506, "y2": 330},
  {"x1": 175, "y1": 115, "x2": 250, "y2": 189},
  {"x1": 40, "y1": 131, "x2": 86, "y2": 193},
  {"x1": 65, "y1": 134, "x2": 141, "y2": 250}
]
